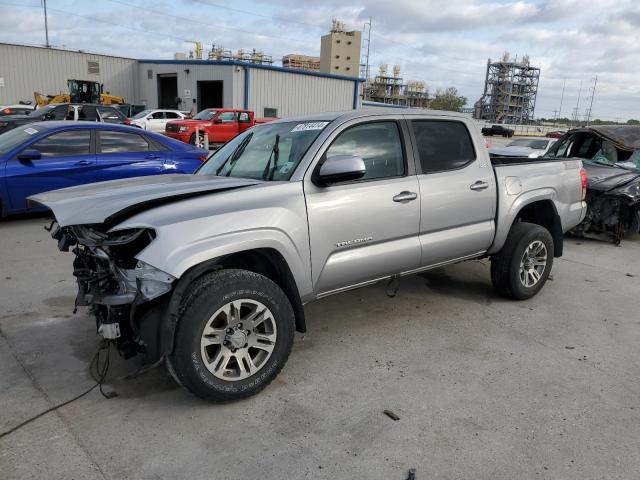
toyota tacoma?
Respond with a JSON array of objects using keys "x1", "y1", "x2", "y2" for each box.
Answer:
[{"x1": 30, "y1": 110, "x2": 587, "y2": 402}]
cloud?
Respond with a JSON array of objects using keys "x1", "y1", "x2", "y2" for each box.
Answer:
[{"x1": 0, "y1": 0, "x2": 638, "y2": 119}]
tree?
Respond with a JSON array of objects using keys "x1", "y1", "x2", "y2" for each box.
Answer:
[
  {"x1": 627, "y1": 119, "x2": 640, "y2": 125},
  {"x1": 429, "y1": 87, "x2": 467, "y2": 112}
]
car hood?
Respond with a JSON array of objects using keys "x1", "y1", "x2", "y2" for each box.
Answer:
[
  {"x1": 167, "y1": 119, "x2": 208, "y2": 127},
  {"x1": 583, "y1": 162, "x2": 640, "y2": 192},
  {"x1": 489, "y1": 146, "x2": 542, "y2": 157},
  {"x1": 28, "y1": 174, "x2": 262, "y2": 227}
]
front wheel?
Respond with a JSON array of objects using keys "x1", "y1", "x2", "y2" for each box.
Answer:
[
  {"x1": 167, "y1": 269, "x2": 295, "y2": 402},
  {"x1": 491, "y1": 222, "x2": 554, "y2": 300}
]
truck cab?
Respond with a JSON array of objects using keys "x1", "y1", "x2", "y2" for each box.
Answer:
[{"x1": 164, "y1": 109, "x2": 256, "y2": 146}]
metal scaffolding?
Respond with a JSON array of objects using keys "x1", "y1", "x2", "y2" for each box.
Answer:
[
  {"x1": 364, "y1": 64, "x2": 429, "y2": 108},
  {"x1": 477, "y1": 53, "x2": 540, "y2": 124}
]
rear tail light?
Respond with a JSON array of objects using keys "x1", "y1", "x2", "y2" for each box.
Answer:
[
  {"x1": 580, "y1": 167, "x2": 588, "y2": 201},
  {"x1": 198, "y1": 154, "x2": 207, "y2": 162},
  {"x1": 484, "y1": 138, "x2": 491, "y2": 149},
  {"x1": 123, "y1": 118, "x2": 131, "y2": 125}
]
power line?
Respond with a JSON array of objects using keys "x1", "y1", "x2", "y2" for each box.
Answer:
[
  {"x1": 104, "y1": 0, "x2": 317, "y2": 47},
  {"x1": 189, "y1": 0, "x2": 323, "y2": 30},
  {"x1": 0, "y1": 1, "x2": 192, "y2": 44}
]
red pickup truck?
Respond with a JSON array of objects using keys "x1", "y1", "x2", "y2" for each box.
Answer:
[{"x1": 164, "y1": 108, "x2": 272, "y2": 146}]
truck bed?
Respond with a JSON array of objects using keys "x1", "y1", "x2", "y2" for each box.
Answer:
[
  {"x1": 489, "y1": 154, "x2": 561, "y2": 165},
  {"x1": 488, "y1": 155, "x2": 586, "y2": 255}
]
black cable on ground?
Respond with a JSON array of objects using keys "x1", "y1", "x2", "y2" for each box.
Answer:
[{"x1": 0, "y1": 341, "x2": 116, "y2": 440}]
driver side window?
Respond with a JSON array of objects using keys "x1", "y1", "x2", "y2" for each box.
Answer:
[
  {"x1": 218, "y1": 112, "x2": 236, "y2": 123},
  {"x1": 325, "y1": 121, "x2": 405, "y2": 181}
]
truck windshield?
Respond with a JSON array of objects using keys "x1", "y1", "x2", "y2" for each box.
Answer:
[
  {"x1": 198, "y1": 121, "x2": 329, "y2": 181},
  {"x1": 193, "y1": 110, "x2": 217, "y2": 120}
]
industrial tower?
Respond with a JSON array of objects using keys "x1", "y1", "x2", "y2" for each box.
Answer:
[{"x1": 477, "y1": 53, "x2": 540, "y2": 124}]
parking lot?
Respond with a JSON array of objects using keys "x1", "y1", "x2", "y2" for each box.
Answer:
[{"x1": 1, "y1": 212, "x2": 639, "y2": 479}]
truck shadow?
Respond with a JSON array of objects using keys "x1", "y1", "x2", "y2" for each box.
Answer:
[{"x1": 398, "y1": 263, "x2": 498, "y2": 306}]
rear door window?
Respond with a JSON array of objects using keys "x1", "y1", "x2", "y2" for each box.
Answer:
[
  {"x1": 28, "y1": 130, "x2": 91, "y2": 157},
  {"x1": 411, "y1": 121, "x2": 475, "y2": 173},
  {"x1": 99, "y1": 131, "x2": 150, "y2": 153}
]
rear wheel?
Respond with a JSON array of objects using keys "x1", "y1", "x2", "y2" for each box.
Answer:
[
  {"x1": 167, "y1": 269, "x2": 295, "y2": 402},
  {"x1": 491, "y1": 222, "x2": 554, "y2": 300}
]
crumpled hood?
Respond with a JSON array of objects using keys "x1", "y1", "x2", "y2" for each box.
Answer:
[
  {"x1": 583, "y1": 163, "x2": 640, "y2": 192},
  {"x1": 28, "y1": 174, "x2": 261, "y2": 227}
]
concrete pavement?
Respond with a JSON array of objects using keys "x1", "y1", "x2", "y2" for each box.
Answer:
[{"x1": 1, "y1": 215, "x2": 639, "y2": 479}]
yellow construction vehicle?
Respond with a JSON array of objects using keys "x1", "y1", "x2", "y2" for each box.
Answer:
[{"x1": 34, "y1": 79, "x2": 124, "y2": 106}]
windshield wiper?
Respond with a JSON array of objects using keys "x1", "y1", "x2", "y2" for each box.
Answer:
[
  {"x1": 261, "y1": 134, "x2": 280, "y2": 181},
  {"x1": 217, "y1": 132, "x2": 253, "y2": 176}
]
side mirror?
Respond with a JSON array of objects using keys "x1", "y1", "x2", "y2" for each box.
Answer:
[
  {"x1": 213, "y1": 118, "x2": 222, "y2": 124},
  {"x1": 315, "y1": 155, "x2": 366, "y2": 185},
  {"x1": 17, "y1": 149, "x2": 42, "y2": 161},
  {"x1": 43, "y1": 112, "x2": 55, "y2": 120}
]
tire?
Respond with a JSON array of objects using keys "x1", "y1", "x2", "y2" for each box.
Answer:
[
  {"x1": 490, "y1": 222, "x2": 554, "y2": 300},
  {"x1": 189, "y1": 132, "x2": 206, "y2": 148},
  {"x1": 167, "y1": 269, "x2": 295, "y2": 402}
]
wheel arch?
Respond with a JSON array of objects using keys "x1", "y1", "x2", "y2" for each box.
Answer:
[
  {"x1": 510, "y1": 199, "x2": 563, "y2": 257},
  {"x1": 143, "y1": 247, "x2": 306, "y2": 364}
]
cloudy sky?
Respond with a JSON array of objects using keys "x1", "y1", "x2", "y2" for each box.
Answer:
[{"x1": 1, "y1": 0, "x2": 639, "y2": 121}]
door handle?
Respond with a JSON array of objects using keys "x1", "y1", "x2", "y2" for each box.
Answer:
[
  {"x1": 470, "y1": 181, "x2": 489, "y2": 191},
  {"x1": 393, "y1": 191, "x2": 418, "y2": 203},
  {"x1": 145, "y1": 154, "x2": 161, "y2": 159},
  {"x1": 74, "y1": 160, "x2": 92, "y2": 166}
]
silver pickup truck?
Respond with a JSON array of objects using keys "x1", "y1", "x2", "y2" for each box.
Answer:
[{"x1": 31, "y1": 110, "x2": 587, "y2": 402}]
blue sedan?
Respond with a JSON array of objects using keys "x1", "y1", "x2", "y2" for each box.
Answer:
[{"x1": 0, "y1": 121, "x2": 208, "y2": 216}]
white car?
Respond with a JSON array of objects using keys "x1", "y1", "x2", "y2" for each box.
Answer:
[
  {"x1": 490, "y1": 138, "x2": 557, "y2": 158},
  {"x1": 125, "y1": 109, "x2": 189, "y2": 132},
  {"x1": 1, "y1": 104, "x2": 36, "y2": 116}
]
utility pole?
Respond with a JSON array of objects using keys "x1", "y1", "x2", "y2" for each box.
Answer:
[
  {"x1": 558, "y1": 79, "x2": 565, "y2": 123},
  {"x1": 359, "y1": 17, "x2": 372, "y2": 100},
  {"x1": 572, "y1": 80, "x2": 582, "y2": 126},
  {"x1": 42, "y1": 0, "x2": 50, "y2": 47},
  {"x1": 585, "y1": 75, "x2": 598, "y2": 126}
]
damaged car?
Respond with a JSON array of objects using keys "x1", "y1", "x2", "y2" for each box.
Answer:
[
  {"x1": 30, "y1": 110, "x2": 586, "y2": 402},
  {"x1": 543, "y1": 125, "x2": 640, "y2": 244}
]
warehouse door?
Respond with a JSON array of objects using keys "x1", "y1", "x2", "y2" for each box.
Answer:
[
  {"x1": 197, "y1": 81, "x2": 223, "y2": 111},
  {"x1": 157, "y1": 74, "x2": 178, "y2": 108}
]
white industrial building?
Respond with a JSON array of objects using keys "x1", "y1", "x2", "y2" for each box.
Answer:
[{"x1": 0, "y1": 43, "x2": 362, "y2": 117}]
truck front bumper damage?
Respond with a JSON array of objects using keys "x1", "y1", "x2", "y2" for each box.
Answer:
[{"x1": 50, "y1": 223, "x2": 175, "y2": 357}]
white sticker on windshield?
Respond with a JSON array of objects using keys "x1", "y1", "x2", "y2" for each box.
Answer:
[
  {"x1": 291, "y1": 122, "x2": 329, "y2": 132},
  {"x1": 279, "y1": 162, "x2": 295, "y2": 174},
  {"x1": 24, "y1": 127, "x2": 38, "y2": 135}
]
